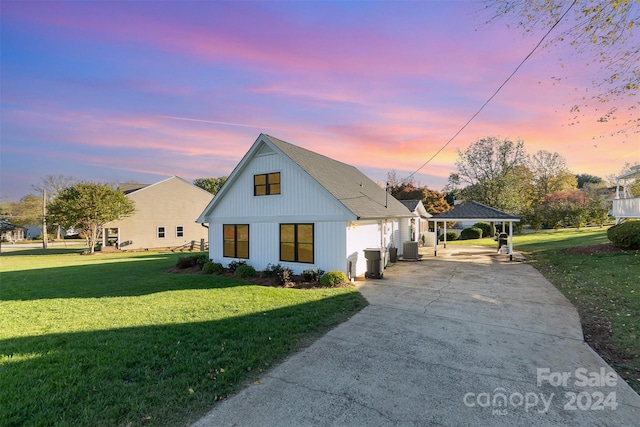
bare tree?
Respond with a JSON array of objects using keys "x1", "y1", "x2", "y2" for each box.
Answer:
[
  {"x1": 33, "y1": 175, "x2": 77, "y2": 240},
  {"x1": 483, "y1": 0, "x2": 639, "y2": 133}
]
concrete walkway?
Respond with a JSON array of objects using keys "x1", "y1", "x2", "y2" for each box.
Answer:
[{"x1": 193, "y1": 246, "x2": 640, "y2": 426}]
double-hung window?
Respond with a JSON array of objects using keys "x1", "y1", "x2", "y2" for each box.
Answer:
[
  {"x1": 157, "y1": 226, "x2": 166, "y2": 239},
  {"x1": 176, "y1": 226, "x2": 184, "y2": 238},
  {"x1": 280, "y1": 224, "x2": 314, "y2": 263},
  {"x1": 223, "y1": 224, "x2": 249, "y2": 258},
  {"x1": 254, "y1": 172, "x2": 281, "y2": 196}
]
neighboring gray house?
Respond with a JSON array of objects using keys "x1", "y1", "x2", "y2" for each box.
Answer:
[
  {"x1": 104, "y1": 176, "x2": 213, "y2": 251},
  {"x1": 197, "y1": 134, "x2": 413, "y2": 278}
]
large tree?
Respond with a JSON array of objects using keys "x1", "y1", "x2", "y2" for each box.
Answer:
[
  {"x1": 449, "y1": 136, "x2": 528, "y2": 212},
  {"x1": 386, "y1": 174, "x2": 451, "y2": 215},
  {"x1": 6, "y1": 194, "x2": 42, "y2": 228},
  {"x1": 47, "y1": 183, "x2": 135, "y2": 254},
  {"x1": 529, "y1": 150, "x2": 577, "y2": 199},
  {"x1": 484, "y1": 0, "x2": 639, "y2": 131},
  {"x1": 193, "y1": 177, "x2": 228, "y2": 195}
]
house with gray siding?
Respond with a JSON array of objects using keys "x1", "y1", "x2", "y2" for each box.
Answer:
[{"x1": 197, "y1": 134, "x2": 413, "y2": 278}]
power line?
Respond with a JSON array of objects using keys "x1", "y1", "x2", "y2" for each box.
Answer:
[{"x1": 404, "y1": 0, "x2": 578, "y2": 182}]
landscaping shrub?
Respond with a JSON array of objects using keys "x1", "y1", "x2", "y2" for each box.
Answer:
[
  {"x1": 176, "y1": 254, "x2": 209, "y2": 269},
  {"x1": 320, "y1": 270, "x2": 349, "y2": 287},
  {"x1": 194, "y1": 253, "x2": 209, "y2": 268},
  {"x1": 439, "y1": 231, "x2": 459, "y2": 241},
  {"x1": 201, "y1": 261, "x2": 223, "y2": 274},
  {"x1": 607, "y1": 221, "x2": 640, "y2": 249},
  {"x1": 234, "y1": 264, "x2": 257, "y2": 278},
  {"x1": 459, "y1": 226, "x2": 483, "y2": 240},
  {"x1": 264, "y1": 263, "x2": 284, "y2": 277},
  {"x1": 473, "y1": 222, "x2": 493, "y2": 238},
  {"x1": 176, "y1": 256, "x2": 197, "y2": 269},
  {"x1": 278, "y1": 267, "x2": 294, "y2": 285},
  {"x1": 228, "y1": 260, "x2": 247, "y2": 272},
  {"x1": 302, "y1": 269, "x2": 325, "y2": 281}
]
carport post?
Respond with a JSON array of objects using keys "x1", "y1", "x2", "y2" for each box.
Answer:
[
  {"x1": 433, "y1": 220, "x2": 438, "y2": 256},
  {"x1": 443, "y1": 222, "x2": 447, "y2": 248},
  {"x1": 509, "y1": 221, "x2": 513, "y2": 261}
]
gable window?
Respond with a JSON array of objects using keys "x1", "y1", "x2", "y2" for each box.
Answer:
[
  {"x1": 254, "y1": 172, "x2": 281, "y2": 196},
  {"x1": 176, "y1": 226, "x2": 184, "y2": 238},
  {"x1": 223, "y1": 224, "x2": 249, "y2": 259},
  {"x1": 157, "y1": 226, "x2": 166, "y2": 239},
  {"x1": 280, "y1": 224, "x2": 314, "y2": 263}
]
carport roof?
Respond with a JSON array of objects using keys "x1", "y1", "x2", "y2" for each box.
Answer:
[{"x1": 430, "y1": 201, "x2": 520, "y2": 222}]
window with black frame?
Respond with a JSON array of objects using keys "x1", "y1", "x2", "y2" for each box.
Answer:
[
  {"x1": 280, "y1": 223, "x2": 313, "y2": 263},
  {"x1": 254, "y1": 172, "x2": 280, "y2": 196},
  {"x1": 223, "y1": 224, "x2": 249, "y2": 258}
]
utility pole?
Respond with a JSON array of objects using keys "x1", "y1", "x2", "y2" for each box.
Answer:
[{"x1": 42, "y1": 188, "x2": 48, "y2": 249}]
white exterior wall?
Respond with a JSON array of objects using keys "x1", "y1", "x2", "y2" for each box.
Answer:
[
  {"x1": 345, "y1": 218, "x2": 400, "y2": 277},
  {"x1": 209, "y1": 220, "x2": 347, "y2": 274},
  {"x1": 206, "y1": 150, "x2": 355, "y2": 274},
  {"x1": 210, "y1": 151, "x2": 349, "y2": 222}
]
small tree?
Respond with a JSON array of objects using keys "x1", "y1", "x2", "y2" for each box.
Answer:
[
  {"x1": 47, "y1": 183, "x2": 135, "y2": 254},
  {"x1": 193, "y1": 177, "x2": 228, "y2": 195}
]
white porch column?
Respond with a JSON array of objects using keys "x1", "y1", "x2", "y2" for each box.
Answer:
[
  {"x1": 443, "y1": 221, "x2": 448, "y2": 248},
  {"x1": 433, "y1": 221, "x2": 438, "y2": 256},
  {"x1": 509, "y1": 221, "x2": 514, "y2": 261}
]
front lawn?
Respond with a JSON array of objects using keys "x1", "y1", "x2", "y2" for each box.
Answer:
[
  {"x1": 448, "y1": 228, "x2": 640, "y2": 393},
  {"x1": 0, "y1": 250, "x2": 367, "y2": 427}
]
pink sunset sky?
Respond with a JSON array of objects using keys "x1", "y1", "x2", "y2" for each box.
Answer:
[{"x1": 1, "y1": 1, "x2": 638, "y2": 201}]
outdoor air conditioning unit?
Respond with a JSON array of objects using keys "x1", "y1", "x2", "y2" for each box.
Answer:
[{"x1": 403, "y1": 241, "x2": 419, "y2": 260}]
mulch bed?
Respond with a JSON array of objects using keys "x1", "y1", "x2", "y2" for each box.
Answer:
[{"x1": 165, "y1": 266, "x2": 350, "y2": 289}]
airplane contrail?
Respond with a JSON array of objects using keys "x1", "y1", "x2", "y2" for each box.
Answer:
[{"x1": 159, "y1": 115, "x2": 335, "y2": 137}]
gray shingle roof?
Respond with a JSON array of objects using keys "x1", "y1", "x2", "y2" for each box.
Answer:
[
  {"x1": 264, "y1": 135, "x2": 411, "y2": 220},
  {"x1": 430, "y1": 201, "x2": 519, "y2": 221},
  {"x1": 399, "y1": 200, "x2": 420, "y2": 211}
]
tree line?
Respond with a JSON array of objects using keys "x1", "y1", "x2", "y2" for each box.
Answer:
[{"x1": 386, "y1": 136, "x2": 637, "y2": 230}]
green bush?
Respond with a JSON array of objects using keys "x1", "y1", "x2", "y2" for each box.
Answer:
[
  {"x1": 194, "y1": 253, "x2": 209, "y2": 268},
  {"x1": 202, "y1": 261, "x2": 223, "y2": 274},
  {"x1": 264, "y1": 263, "x2": 284, "y2": 277},
  {"x1": 176, "y1": 256, "x2": 197, "y2": 269},
  {"x1": 302, "y1": 269, "x2": 325, "y2": 281},
  {"x1": 473, "y1": 222, "x2": 493, "y2": 238},
  {"x1": 234, "y1": 264, "x2": 257, "y2": 278},
  {"x1": 320, "y1": 270, "x2": 348, "y2": 287},
  {"x1": 176, "y1": 254, "x2": 209, "y2": 269},
  {"x1": 459, "y1": 227, "x2": 483, "y2": 240},
  {"x1": 607, "y1": 221, "x2": 640, "y2": 249},
  {"x1": 439, "y1": 231, "x2": 459, "y2": 241},
  {"x1": 228, "y1": 260, "x2": 247, "y2": 272}
]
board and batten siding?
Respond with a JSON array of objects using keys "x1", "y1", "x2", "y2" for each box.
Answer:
[
  {"x1": 206, "y1": 151, "x2": 354, "y2": 274},
  {"x1": 209, "y1": 151, "x2": 352, "y2": 223},
  {"x1": 209, "y1": 220, "x2": 347, "y2": 274}
]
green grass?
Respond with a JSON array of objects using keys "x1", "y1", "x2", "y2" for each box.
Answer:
[
  {"x1": 0, "y1": 250, "x2": 367, "y2": 427},
  {"x1": 449, "y1": 227, "x2": 639, "y2": 393}
]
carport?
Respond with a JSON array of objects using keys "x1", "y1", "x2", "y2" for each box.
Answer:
[{"x1": 429, "y1": 201, "x2": 520, "y2": 260}]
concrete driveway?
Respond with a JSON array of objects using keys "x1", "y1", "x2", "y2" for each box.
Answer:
[{"x1": 193, "y1": 246, "x2": 640, "y2": 426}]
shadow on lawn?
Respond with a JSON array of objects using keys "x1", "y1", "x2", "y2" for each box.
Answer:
[
  {"x1": 0, "y1": 247, "x2": 87, "y2": 256},
  {"x1": 0, "y1": 254, "x2": 249, "y2": 301},
  {"x1": 0, "y1": 293, "x2": 367, "y2": 427}
]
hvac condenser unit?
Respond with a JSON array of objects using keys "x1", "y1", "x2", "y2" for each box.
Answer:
[{"x1": 403, "y1": 241, "x2": 419, "y2": 260}]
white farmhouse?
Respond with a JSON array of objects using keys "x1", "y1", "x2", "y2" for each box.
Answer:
[{"x1": 197, "y1": 134, "x2": 413, "y2": 278}]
